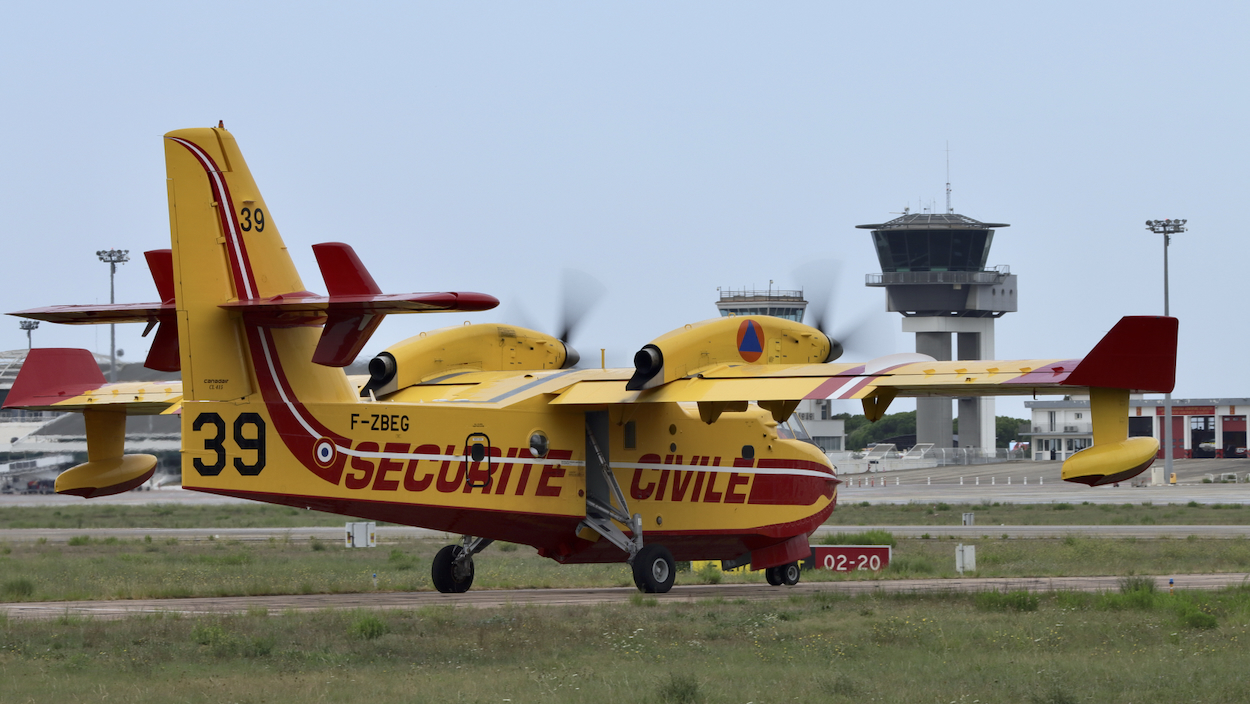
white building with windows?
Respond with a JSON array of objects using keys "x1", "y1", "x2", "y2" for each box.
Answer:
[
  {"x1": 1023, "y1": 397, "x2": 1249, "y2": 461},
  {"x1": 794, "y1": 399, "x2": 845, "y2": 454}
]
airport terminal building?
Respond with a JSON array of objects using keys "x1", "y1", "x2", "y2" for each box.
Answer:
[{"x1": 1024, "y1": 397, "x2": 1249, "y2": 461}]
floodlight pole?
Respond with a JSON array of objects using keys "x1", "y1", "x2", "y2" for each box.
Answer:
[
  {"x1": 96, "y1": 249, "x2": 130, "y2": 382},
  {"x1": 1145, "y1": 219, "x2": 1186, "y2": 486},
  {"x1": 19, "y1": 320, "x2": 38, "y2": 350}
]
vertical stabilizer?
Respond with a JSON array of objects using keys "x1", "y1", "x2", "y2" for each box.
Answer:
[{"x1": 163, "y1": 127, "x2": 355, "y2": 405}]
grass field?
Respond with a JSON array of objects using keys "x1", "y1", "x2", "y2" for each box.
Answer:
[
  {"x1": 3, "y1": 532, "x2": 1250, "y2": 603},
  {"x1": 2, "y1": 498, "x2": 1250, "y2": 533},
  {"x1": 0, "y1": 503, "x2": 378, "y2": 530},
  {"x1": 828, "y1": 499, "x2": 1250, "y2": 526},
  {"x1": 2, "y1": 583, "x2": 1248, "y2": 703}
]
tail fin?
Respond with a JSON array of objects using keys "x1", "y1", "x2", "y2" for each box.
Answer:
[
  {"x1": 164, "y1": 127, "x2": 356, "y2": 404},
  {"x1": 163, "y1": 128, "x2": 498, "y2": 402}
]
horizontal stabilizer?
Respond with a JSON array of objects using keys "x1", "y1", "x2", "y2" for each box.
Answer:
[
  {"x1": 11, "y1": 301, "x2": 172, "y2": 325},
  {"x1": 3, "y1": 348, "x2": 106, "y2": 409},
  {"x1": 218, "y1": 290, "x2": 499, "y2": 321}
]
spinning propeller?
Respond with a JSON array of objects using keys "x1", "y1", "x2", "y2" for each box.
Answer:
[
  {"x1": 510, "y1": 269, "x2": 605, "y2": 368},
  {"x1": 796, "y1": 260, "x2": 888, "y2": 362}
]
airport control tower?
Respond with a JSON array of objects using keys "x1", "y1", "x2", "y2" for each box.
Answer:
[
  {"x1": 857, "y1": 210, "x2": 1016, "y2": 452},
  {"x1": 714, "y1": 287, "x2": 807, "y2": 322}
]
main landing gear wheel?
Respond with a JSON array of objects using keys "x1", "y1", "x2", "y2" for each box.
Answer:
[
  {"x1": 632, "y1": 545, "x2": 676, "y2": 594},
  {"x1": 765, "y1": 562, "x2": 801, "y2": 587},
  {"x1": 781, "y1": 562, "x2": 801, "y2": 586},
  {"x1": 765, "y1": 566, "x2": 784, "y2": 586},
  {"x1": 431, "y1": 545, "x2": 474, "y2": 594}
]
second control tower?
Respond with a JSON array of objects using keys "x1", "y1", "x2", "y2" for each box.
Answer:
[{"x1": 858, "y1": 211, "x2": 1016, "y2": 452}]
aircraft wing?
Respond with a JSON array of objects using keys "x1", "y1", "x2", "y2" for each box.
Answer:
[
  {"x1": 552, "y1": 317, "x2": 1176, "y2": 407},
  {"x1": 9, "y1": 244, "x2": 499, "y2": 369}
]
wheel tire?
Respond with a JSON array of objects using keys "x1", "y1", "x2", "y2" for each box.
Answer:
[
  {"x1": 431, "y1": 545, "x2": 474, "y2": 593},
  {"x1": 765, "y1": 566, "x2": 784, "y2": 586},
  {"x1": 781, "y1": 562, "x2": 801, "y2": 586},
  {"x1": 632, "y1": 545, "x2": 676, "y2": 593}
]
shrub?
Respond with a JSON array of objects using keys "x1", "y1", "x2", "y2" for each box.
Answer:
[
  {"x1": 1098, "y1": 576, "x2": 1158, "y2": 610},
  {"x1": 695, "y1": 563, "x2": 722, "y2": 585},
  {"x1": 1179, "y1": 606, "x2": 1218, "y2": 630},
  {"x1": 1052, "y1": 502, "x2": 1075, "y2": 511},
  {"x1": 935, "y1": 502, "x2": 952, "y2": 511},
  {"x1": 1118, "y1": 575, "x2": 1157, "y2": 594},
  {"x1": 1054, "y1": 590, "x2": 1091, "y2": 610},
  {"x1": 243, "y1": 635, "x2": 276, "y2": 657},
  {"x1": 657, "y1": 673, "x2": 704, "y2": 704},
  {"x1": 820, "y1": 530, "x2": 895, "y2": 547},
  {"x1": 975, "y1": 590, "x2": 1039, "y2": 612},
  {"x1": 310, "y1": 538, "x2": 326, "y2": 551},
  {"x1": 350, "y1": 614, "x2": 388, "y2": 640},
  {"x1": 1030, "y1": 684, "x2": 1079, "y2": 704},
  {"x1": 190, "y1": 623, "x2": 236, "y2": 655},
  {"x1": 497, "y1": 542, "x2": 519, "y2": 552},
  {"x1": 2, "y1": 577, "x2": 35, "y2": 598},
  {"x1": 1187, "y1": 500, "x2": 1200, "y2": 508},
  {"x1": 66, "y1": 535, "x2": 92, "y2": 546}
]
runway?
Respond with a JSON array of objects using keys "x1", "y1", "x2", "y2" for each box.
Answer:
[{"x1": 3, "y1": 573, "x2": 1246, "y2": 621}]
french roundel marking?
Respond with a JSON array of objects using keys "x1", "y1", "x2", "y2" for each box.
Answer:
[
  {"x1": 313, "y1": 438, "x2": 337, "y2": 468},
  {"x1": 737, "y1": 319, "x2": 764, "y2": 362}
]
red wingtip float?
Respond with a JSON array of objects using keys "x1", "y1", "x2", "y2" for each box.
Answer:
[{"x1": 7, "y1": 126, "x2": 1178, "y2": 592}]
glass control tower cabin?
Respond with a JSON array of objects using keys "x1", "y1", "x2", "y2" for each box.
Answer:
[{"x1": 858, "y1": 211, "x2": 1016, "y2": 453}]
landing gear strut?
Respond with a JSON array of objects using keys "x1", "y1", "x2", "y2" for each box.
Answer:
[
  {"x1": 432, "y1": 535, "x2": 494, "y2": 594},
  {"x1": 577, "y1": 412, "x2": 674, "y2": 593}
]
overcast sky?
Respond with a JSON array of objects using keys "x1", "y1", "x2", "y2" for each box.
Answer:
[{"x1": 1, "y1": 2, "x2": 1244, "y2": 420}]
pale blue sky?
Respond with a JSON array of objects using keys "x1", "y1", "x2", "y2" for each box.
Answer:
[{"x1": 2, "y1": 2, "x2": 1245, "y2": 419}]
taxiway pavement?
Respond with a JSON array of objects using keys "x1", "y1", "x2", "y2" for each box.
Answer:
[{"x1": 3, "y1": 573, "x2": 1246, "y2": 621}]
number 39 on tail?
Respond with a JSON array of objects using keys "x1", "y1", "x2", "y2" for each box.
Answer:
[{"x1": 6, "y1": 126, "x2": 1177, "y2": 593}]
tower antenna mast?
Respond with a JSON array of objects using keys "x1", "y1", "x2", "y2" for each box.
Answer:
[{"x1": 945, "y1": 141, "x2": 953, "y2": 214}]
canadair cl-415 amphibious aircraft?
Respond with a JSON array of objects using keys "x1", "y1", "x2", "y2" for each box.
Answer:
[{"x1": 6, "y1": 126, "x2": 1177, "y2": 594}]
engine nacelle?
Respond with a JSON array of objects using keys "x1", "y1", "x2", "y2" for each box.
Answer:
[
  {"x1": 626, "y1": 316, "x2": 834, "y2": 391},
  {"x1": 362, "y1": 324, "x2": 576, "y2": 397}
]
